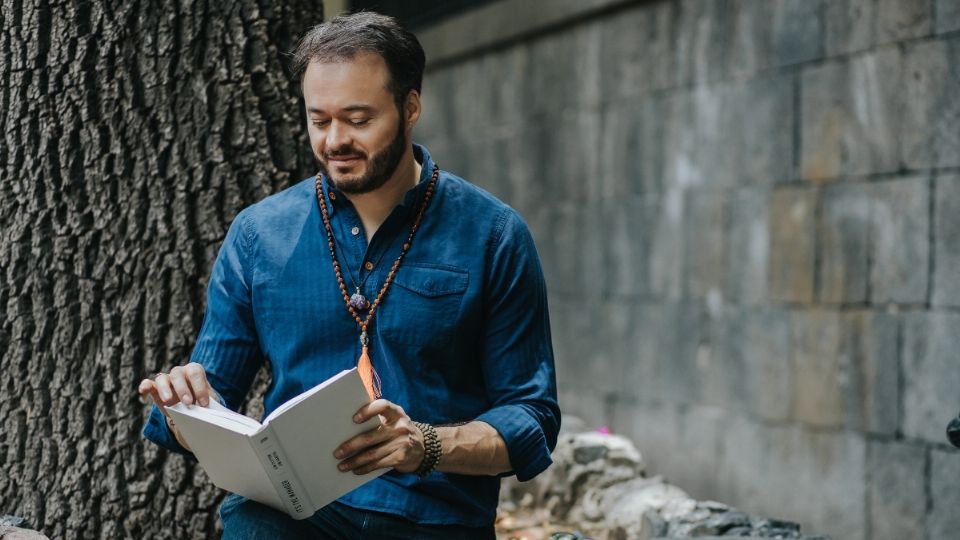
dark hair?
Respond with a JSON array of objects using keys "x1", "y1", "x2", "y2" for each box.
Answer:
[{"x1": 291, "y1": 12, "x2": 426, "y2": 109}]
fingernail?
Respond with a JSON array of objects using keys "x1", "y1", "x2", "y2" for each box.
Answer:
[
  {"x1": 201, "y1": 398, "x2": 209, "y2": 407},
  {"x1": 353, "y1": 414, "x2": 362, "y2": 423},
  {"x1": 182, "y1": 394, "x2": 192, "y2": 405},
  {"x1": 334, "y1": 449, "x2": 344, "y2": 459},
  {"x1": 338, "y1": 463, "x2": 348, "y2": 471},
  {"x1": 160, "y1": 390, "x2": 171, "y2": 401}
]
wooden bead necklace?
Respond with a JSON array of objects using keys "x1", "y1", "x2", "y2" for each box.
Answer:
[{"x1": 315, "y1": 164, "x2": 440, "y2": 399}]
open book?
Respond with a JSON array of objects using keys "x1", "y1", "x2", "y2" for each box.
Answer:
[{"x1": 165, "y1": 368, "x2": 386, "y2": 519}]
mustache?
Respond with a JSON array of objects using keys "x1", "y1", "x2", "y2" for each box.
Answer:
[{"x1": 324, "y1": 147, "x2": 366, "y2": 160}]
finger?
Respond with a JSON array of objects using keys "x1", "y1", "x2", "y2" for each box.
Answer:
[
  {"x1": 338, "y1": 440, "x2": 396, "y2": 473},
  {"x1": 138, "y1": 378, "x2": 155, "y2": 399},
  {"x1": 183, "y1": 363, "x2": 211, "y2": 407},
  {"x1": 334, "y1": 424, "x2": 393, "y2": 460},
  {"x1": 353, "y1": 399, "x2": 405, "y2": 424},
  {"x1": 139, "y1": 379, "x2": 173, "y2": 420},
  {"x1": 168, "y1": 366, "x2": 195, "y2": 405},
  {"x1": 153, "y1": 373, "x2": 177, "y2": 405}
]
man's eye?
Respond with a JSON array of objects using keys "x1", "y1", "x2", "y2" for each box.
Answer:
[
  {"x1": 350, "y1": 118, "x2": 370, "y2": 126},
  {"x1": 312, "y1": 120, "x2": 329, "y2": 127}
]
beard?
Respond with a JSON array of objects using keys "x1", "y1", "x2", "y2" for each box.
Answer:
[{"x1": 317, "y1": 113, "x2": 408, "y2": 195}]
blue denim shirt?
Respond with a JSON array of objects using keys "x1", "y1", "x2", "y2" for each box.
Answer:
[{"x1": 142, "y1": 144, "x2": 560, "y2": 526}]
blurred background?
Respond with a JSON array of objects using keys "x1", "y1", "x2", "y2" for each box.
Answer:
[{"x1": 1, "y1": 0, "x2": 958, "y2": 538}]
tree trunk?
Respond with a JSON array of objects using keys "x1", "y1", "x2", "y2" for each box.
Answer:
[{"x1": 0, "y1": 1, "x2": 323, "y2": 537}]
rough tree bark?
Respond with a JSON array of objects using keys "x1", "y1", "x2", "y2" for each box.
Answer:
[{"x1": 0, "y1": 1, "x2": 323, "y2": 537}]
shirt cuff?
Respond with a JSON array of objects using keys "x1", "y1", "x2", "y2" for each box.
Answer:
[
  {"x1": 142, "y1": 405, "x2": 195, "y2": 458},
  {"x1": 476, "y1": 404, "x2": 553, "y2": 482}
]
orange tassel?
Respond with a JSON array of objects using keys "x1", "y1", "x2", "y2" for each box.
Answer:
[{"x1": 357, "y1": 345, "x2": 381, "y2": 400}]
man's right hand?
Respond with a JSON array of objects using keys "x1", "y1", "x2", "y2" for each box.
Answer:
[{"x1": 138, "y1": 362, "x2": 219, "y2": 451}]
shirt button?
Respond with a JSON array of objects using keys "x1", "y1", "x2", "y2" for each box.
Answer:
[
  {"x1": 351, "y1": 226, "x2": 360, "y2": 236},
  {"x1": 329, "y1": 191, "x2": 337, "y2": 200},
  {"x1": 364, "y1": 261, "x2": 374, "y2": 271}
]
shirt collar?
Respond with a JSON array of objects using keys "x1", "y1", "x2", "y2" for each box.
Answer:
[{"x1": 319, "y1": 143, "x2": 435, "y2": 218}]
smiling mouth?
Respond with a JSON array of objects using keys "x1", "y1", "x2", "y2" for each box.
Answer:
[{"x1": 327, "y1": 155, "x2": 363, "y2": 165}]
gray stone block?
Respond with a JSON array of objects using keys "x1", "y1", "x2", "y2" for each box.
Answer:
[
  {"x1": 479, "y1": 46, "x2": 528, "y2": 132},
  {"x1": 598, "y1": 3, "x2": 672, "y2": 100},
  {"x1": 867, "y1": 440, "x2": 926, "y2": 540},
  {"x1": 605, "y1": 196, "x2": 657, "y2": 299},
  {"x1": 826, "y1": 0, "x2": 932, "y2": 55},
  {"x1": 929, "y1": 448, "x2": 960, "y2": 539},
  {"x1": 903, "y1": 312, "x2": 960, "y2": 443},
  {"x1": 526, "y1": 23, "x2": 602, "y2": 114},
  {"x1": 524, "y1": 33, "x2": 571, "y2": 119},
  {"x1": 726, "y1": 188, "x2": 769, "y2": 306},
  {"x1": 825, "y1": 0, "x2": 877, "y2": 56},
  {"x1": 672, "y1": 0, "x2": 731, "y2": 86},
  {"x1": 628, "y1": 302, "x2": 706, "y2": 406},
  {"x1": 727, "y1": 0, "x2": 775, "y2": 77},
  {"x1": 902, "y1": 36, "x2": 960, "y2": 169},
  {"x1": 650, "y1": 187, "x2": 686, "y2": 301},
  {"x1": 790, "y1": 310, "x2": 899, "y2": 433},
  {"x1": 869, "y1": 177, "x2": 930, "y2": 304},
  {"x1": 876, "y1": 0, "x2": 932, "y2": 43},
  {"x1": 667, "y1": 304, "x2": 706, "y2": 405},
  {"x1": 938, "y1": 0, "x2": 960, "y2": 33},
  {"x1": 497, "y1": 132, "x2": 533, "y2": 204},
  {"x1": 818, "y1": 182, "x2": 871, "y2": 304},
  {"x1": 800, "y1": 48, "x2": 902, "y2": 181},
  {"x1": 738, "y1": 76, "x2": 795, "y2": 185},
  {"x1": 550, "y1": 296, "x2": 608, "y2": 395},
  {"x1": 538, "y1": 202, "x2": 580, "y2": 296},
  {"x1": 771, "y1": 0, "x2": 823, "y2": 66},
  {"x1": 717, "y1": 419, "x2": 867, "y2": 540},
  {"x1": 743, "y1": 308, "x2": 792, "y2": 421},
  {"x1": 624, "y1": 302, "x2": 706, "y2": 406},
  {"x1": 663, "y1": 76, "x2": 792, "y2": 190},
  {"x1": 684, "y1": 190, "x2": 727, "y2": 300},
  {"x1": 661, "y1": 90, "x2": 702, "y2": 190},
  {"x1": 568, "y1": 22, "x2": 604, "y2": 110},
  {"x1": 446, "y1": 61, "x2": 489, "y2": 142},
  {"x1": 542, "y1": 109, "x2": 601, "y2": 204},
  {"x1": 768, "y1": 186, "x2": 816, "y2": 303},
  {"x1": 700, "y1": 306, "x2": 748, "y2": 413},
  {"x1": 598, "y1": 97, "x2": 665, "y2": 199},
  {"x1": 933, "y1": 175, "x2": 960, "y2": 306}
]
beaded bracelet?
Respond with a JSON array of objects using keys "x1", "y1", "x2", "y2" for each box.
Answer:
[{"x1": 413, "y1": 421, "x2": 441, "y2": 478}]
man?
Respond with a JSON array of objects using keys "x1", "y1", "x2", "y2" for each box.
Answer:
[{"x1": 138, "y1": 12, "x2": 559, "y2": 539}]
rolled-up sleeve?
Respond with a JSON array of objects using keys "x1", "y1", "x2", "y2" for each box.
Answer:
[
  {"x1": 475, "y1": 209, "x2": 560, "y2": 482},
  {"x1": 142, "y1": 210, "x2": 264, "y2": 455}
]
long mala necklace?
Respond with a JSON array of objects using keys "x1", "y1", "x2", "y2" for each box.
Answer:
[{"x1": 315, "y1": 164, "x2": 439, "y2": 400}]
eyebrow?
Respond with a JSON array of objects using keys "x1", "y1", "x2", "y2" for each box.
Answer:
[{"x1": 307, "y1": 104, "x2": 376, "y2": 114}]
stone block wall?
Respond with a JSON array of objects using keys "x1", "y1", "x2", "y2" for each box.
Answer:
[{"x1": 414, "y1": 1, "x2": 960, "y2": 538}]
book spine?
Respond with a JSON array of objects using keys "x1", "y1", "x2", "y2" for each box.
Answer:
[{"x1": 249, "y1": 426, "x2": 315, "y2": 519}]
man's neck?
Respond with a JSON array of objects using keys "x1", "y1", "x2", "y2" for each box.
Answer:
[{"x1": 344, "y1": 150, "x2": 422, "y2": 243}]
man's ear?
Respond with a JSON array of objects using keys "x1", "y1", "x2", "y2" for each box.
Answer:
[{"x1": 404, "y1": 90, "x2": 421, "y2": 129}]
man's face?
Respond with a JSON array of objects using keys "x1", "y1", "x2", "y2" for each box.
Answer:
[{"x1": 303, "y1": 53, "x2": 409, "y2": 195}]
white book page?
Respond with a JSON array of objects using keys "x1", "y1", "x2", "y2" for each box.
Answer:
[
  {"x1": 167, "y1": 402, "x2": 262, "y2": 435},
  {"x1": 165, "y1": 404, "x2": 283, "y2": 512},
  {"x1": 263, "y1": 369, "x2": 354, "y2": 425},
  {"x1": 265, "y1": 368, "x2": 386, "y2": 511}
]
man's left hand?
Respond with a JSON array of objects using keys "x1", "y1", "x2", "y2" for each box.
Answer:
[{"x1": 334, "y1": 399, "x2": 426, "y2": 475}]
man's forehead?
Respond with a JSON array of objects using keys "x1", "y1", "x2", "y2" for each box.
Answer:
[
  {"x1": 303, "y1": 52, "x2": 389, "y2": 84},
  {"x1": 302, "y1": 53, "x2": 392, "y2": 109}
]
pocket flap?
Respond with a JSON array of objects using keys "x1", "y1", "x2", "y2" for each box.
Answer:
[{"x1": 393, "y1": 263, "x2": 469, "y2": 297}]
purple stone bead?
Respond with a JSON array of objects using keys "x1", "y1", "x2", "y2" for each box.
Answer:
[{"x1": 349, "y1": 292, "x2": 370, "y2": 311}]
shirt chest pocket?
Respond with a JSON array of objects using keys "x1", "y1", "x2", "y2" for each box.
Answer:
[{"x1": 377, "y1": 263, "x2": 469, "y2": 350}]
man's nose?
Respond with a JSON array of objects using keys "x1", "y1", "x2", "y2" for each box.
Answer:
[{"x1": 325, "y1": 120, "x2": 351, "y2": 150}]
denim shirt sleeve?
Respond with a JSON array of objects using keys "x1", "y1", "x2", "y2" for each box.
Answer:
[
  {"x1": 142, "y1": 210, "x2": 264, "y2": 455},
  {"x1": 475, "y1": 209, "x2": 561, "y2": 482}
]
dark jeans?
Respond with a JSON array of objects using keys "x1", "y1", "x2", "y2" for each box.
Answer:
[{"x1": 219, "y1": 494, "x2": 496, "y2": 539}]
